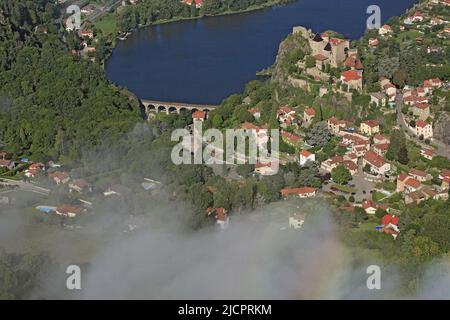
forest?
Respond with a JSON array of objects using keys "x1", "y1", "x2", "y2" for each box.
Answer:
[
  {"x1": 115, "y1": 0, "x2": 293, "y2": 33},
  {"x1": 0, "y1": 0, "x2": 141, "y2": 162}
]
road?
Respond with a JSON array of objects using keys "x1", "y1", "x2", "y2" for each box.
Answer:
[
  {"x1": 0, "y1": 178, "x2": 50, "y2": 196},
  {"x1": 395, "y1": 93, "x2": 450, "y2": 159},
  {"x1": 82, "y1": 0, "x2": 122, "y2": 27}
]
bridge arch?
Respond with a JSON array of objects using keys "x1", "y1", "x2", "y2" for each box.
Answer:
[
  {"x1": 158, "y1": 105, "x2": 167, "y2": 113},
  {"x1": 147, "y1": 104, "x2": 156, "y2": 112},
  {"x1": 168, "y1": 106, "x2": 178, "y2": 114}
]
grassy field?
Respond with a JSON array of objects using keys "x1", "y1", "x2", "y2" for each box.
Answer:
[
  {"x1": 94, "y1": 13, "x2": 116, "y2": 36},
  {"x1": 331, "y1": 184, "x2": 357, "y2": 194}
]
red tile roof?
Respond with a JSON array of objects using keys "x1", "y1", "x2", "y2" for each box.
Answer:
[
  {"x1": 56, "y1": 204, "x2": 85, "y2": 216},
  {"x1": 416, "y1": 120, "x2": 430, "y2": 128},
  {"x1": 406, "y1": 177, "x2": 421, "y2": 189},
  {"x1": 192, "y1": 111, "x2": 206, "y2": 120},
  {"x1": 300, "y1": 150, "x2": 313, "y2": 157},
  {"x1": 382, "y1": 214, "x2": 398, "y2": 226},
  {"x1": 304, "y1": 108, "x2": 316, "y2": 116},
  {"x1": 364, "y1": 151, "x2": 388, "y2": 168},
  {"x1": 281, "y1": 187, "x2": 316, "y2": 197},
  {"x1": 341, "y1": 70, "x2": 362, "y2": 82},
  {"x1": 281, "y1": 130, "x2": 301, "y2": 143},
  {"x1": 409, "y1": 168, "x2": 427, "y2": 178},
  {"x1": 362, "y1": 120, "x2": 379, "y2": 128}
]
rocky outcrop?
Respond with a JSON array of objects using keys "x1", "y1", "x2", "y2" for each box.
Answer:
[
  {"x1": 271, "y1": 30, "x2": 311, "y2": 86},
  {"x1": 434, "y1": 111, "x2": 450, "y2": 146}
]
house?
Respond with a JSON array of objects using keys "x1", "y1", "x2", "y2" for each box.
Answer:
[
  {"x1": 360, "y1": 120, "x2": 380, "y2": 136},
  {"x1": 327, "y1": 117, "x2": 346, "y2": 134},
  {"x1": 81, "y1": 30, "x2": 94, "y2": 39},
  {"x1": 248, "y1": 107, "x2": 261, "y2": 120},
  {"x1": 409, "y1": 168, "x2": 428, "y2": 182},
  {"x1": 340, "y1": 70, "x2": 363, "y2": 91},
  {"x1": 410, "y1": 11, "x2": 424, "y2": 23},
  {"x1": 362, "y1": 199, "x2": 389, "y2": 215},
  {"x1": 430, "y1": 17, "x2": 444, "y2": 25},
  {"x1": 342, "y1": 160, "x2": 358, "y2": 176},
  {"x1": 281, "y1": 187, "x2": 317, "y2": 199},
  {"x1": 206, "y1": 207, "x2": 229, "y2": 230},
  {"x1": 404, "y1": 186, "x2": 446, "y2": 205},
  {"x1": 254, "y1": 162, "x2": 277, "y2": 176},
  {"x1": 299, "y1": 150, "x2": 315, "y2": 166},
  {"x1": 277, "y1": 106, "x2": 297, "y2": 127},
  {"x1": 281, "y1": 130, "x2": 301, "y2": 146},
  {"x1": 373, "y1": 143, "x2": 389, "y2": 156},
  {"x1": 370, "y1": 92, "x2": 387, "y2": 106},
  {"x1": 412, "y1": 103, "x2": 431, "y2": 120},
  {"x1": 442, "y1": 177, "x2": 450, "y2": 190},
  {"x1": 378, "y1": 24, "x2": 393, "y2": 36},
  {"x1": 48, "y1": 171, "x2": 70, "y2": 185},
  {"x1": 439, "y1": 169, "x2": 450, "y2": 181},
  {"x1": 373, "y1": 133, "x2": 390, "y2": 145},
  {"x1": 56, "y1": 204, "x2": 87, "y2": 218},
  {"x1": 289, "y1": 214, "x2": 305, "y2": 230},
  {"x1": 192, "y1": 110, "x2": 207, "y2": 122},
  {"x1": 379, "y1": 77, "x2": 391, "y2": 88},
  {"x1": 80, "y1": 5, "x2": 95, "y2": 15},
  {"x1": 420, "y1": 148, "x2": 434, "y2": 160},
  {"x1": 344, "y1": 56, "x2": 364, "y2": 73},
  {"x1": 303, "y1": 108, "x2": 316, "y2": 127},
  {"x1": 363, "y1": 151, "x2": 391, "y2": 176},
  {"x1": 369, "y1": 38, "x2": 379, "y2": 47},
  {"x1": 424, "y1": 78, "x2": 443, "y2": 89},
  {"x1": 384, "y1": 83, "x2": 397, "y2": 102},
  {"x1": 414, "y1": 120, "x2": 433, "y2": 139},
  {"x1": 104, "y1": 184, "x2": 132, "y2": 197},
  {"x1": 313, "y1": 53, "x2": 329, "y2": 69},
  {"x1": 241, "y1": 122, "x2": 269, "y2": 145},
  {"x1": 403, "y1": 94, "x2": 429, "y2": 106},
  {"x1": 24, "y1": 163, "x2": 45, "y2": 178},
  {"x1": 0, "y1": 160, "x2": 15, "y2": 170},
  {"x1": 69, "y1": 179, "x2": 92, "y2": 193},
  {"x1": 380, "y1": 214, "x2": 400, "y2": 239},
  {"x1": 321, "y1": 155, "x2": 344, "y2": 172},
  {"x1": 397, "y1": 173, "x2": 421, "y2": 193},
  {"x1": 182, "y1": 0, "x2": 203, "y2": 8}
]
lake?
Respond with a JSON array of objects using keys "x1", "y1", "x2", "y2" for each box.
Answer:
[{"x1": 105, "y1": 0, "x2": 416, "y2": 105}]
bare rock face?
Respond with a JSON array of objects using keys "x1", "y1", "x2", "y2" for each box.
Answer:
[
  {"x1": 434, "y1": 111, "x2": 450, "y2": 146},
  {"x1": 271, "y1": 31, "x2": 311, "y2": 86}
]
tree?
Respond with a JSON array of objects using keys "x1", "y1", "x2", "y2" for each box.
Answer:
[
  {"x1": 306, "y1": 122, "x2": 332, "y2": 147},
  {"x1": 377, "y1": 56, "x2": 399, "y2": 79},
  {"x1": 305, "y1": 55, "x2": 316, "y2": 68},
  {"x1": 331, "y1": 165, "x2": 352, "y2": 185},
  {"x1": 387, "y1": 129, "x2": 408, "y2": 164},
  {"x1": 201, "y1": 0, "x2": 222, "y2": 15}
]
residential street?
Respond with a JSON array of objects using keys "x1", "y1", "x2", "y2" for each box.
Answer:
[
  {"x1": 0, "y1": 178, "x2": 50, "y2": 196},
  {"x1": 395, "y1": 93, "x2": 450, "y2": 159}
]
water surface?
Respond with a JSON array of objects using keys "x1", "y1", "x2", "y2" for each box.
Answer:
[{"x1": 106, "y1": 0, "x2": 416, "y2": 104}]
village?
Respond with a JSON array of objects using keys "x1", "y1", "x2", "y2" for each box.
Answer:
[{"x1": 1, "y1": 0, "x2": 450, "y2": 239}]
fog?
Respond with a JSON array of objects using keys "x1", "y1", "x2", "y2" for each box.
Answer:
[{"x1": 1, "y1": 123, "x2": 449, "y2": 300}]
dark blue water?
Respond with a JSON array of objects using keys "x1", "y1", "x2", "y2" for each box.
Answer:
[{"x1": 106, "y1": 0, "x2": 415, "y2": 104}]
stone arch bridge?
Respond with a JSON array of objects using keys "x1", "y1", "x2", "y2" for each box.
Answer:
[{"x1": 141, "y1": 99, "x2": 218, "y2": 117}]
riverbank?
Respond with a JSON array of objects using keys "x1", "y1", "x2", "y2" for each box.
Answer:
[{"x1": 95, "y1": 0, "x2": 293, "y2": 44}]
